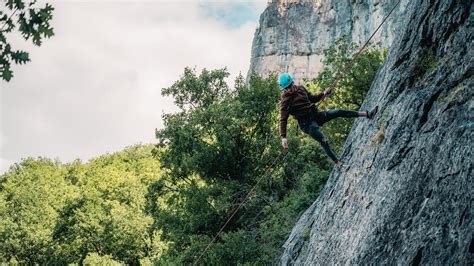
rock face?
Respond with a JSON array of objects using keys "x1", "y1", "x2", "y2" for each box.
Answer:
[
  {"x1": 248, "y1": 0, "x2": 410, "y2": 83},
  {"x1": 279, "y1": 0, "x2": 473, "y2": 265}
]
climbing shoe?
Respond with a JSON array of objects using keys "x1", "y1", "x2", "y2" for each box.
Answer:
[
  {"x1": 367, "y1": 106, "x2": 379, "y2": 119},
  {"x1": 335, "y1": 161, "x2": 351, "y2": 171}
]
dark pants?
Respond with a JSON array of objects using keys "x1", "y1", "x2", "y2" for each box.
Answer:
[{"x1": 298, "y1": 109, "x2": 359, "y2": 163}]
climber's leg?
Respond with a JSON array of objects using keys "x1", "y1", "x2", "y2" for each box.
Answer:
[
  {"x1": 303, "y1": 121, "x2": 339, "y2": 163},
  {"x1": 317, "y1": 109, "x2": 361, "y2": 125},
  {"x1": 317, "y1": 106, "x2": 379, "y2": 124}
]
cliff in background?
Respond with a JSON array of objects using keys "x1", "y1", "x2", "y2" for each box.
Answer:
[
  {"x1": 279, "y1": 0, "x2": 473, "y2": 264},
  {"x1": 248, "y1": 0, "x2": 409, "y2": 82}
]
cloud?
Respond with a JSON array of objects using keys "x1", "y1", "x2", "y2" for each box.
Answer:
[
  {"x1": 200, "y1": 1, "x2": 266, "y2": 28},
  {"x1": 0, "y1": 1, "x2": 267, "y2": 174}
]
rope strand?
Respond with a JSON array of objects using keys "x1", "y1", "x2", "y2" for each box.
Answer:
[{"x1": 192, "y1": 151, "x2": 289, "y2": 265}]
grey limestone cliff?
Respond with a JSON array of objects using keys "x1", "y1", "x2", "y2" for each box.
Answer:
[
  {"x1": 248, "y1": 0, "x2": 410, "y2": 82},
  {"x1": 279, "y1": 0, "x2": 473, "y2": 264}
]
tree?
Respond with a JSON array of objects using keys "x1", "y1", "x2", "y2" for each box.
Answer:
[
  {"x1": 0, "y1": 158, "x2": 74, "y2": 263},
  {"x1": 50, "y1": 145, "x2": 163, "y2": 264},
  {"x1": 0, "y1": 145, "x2": 164, "y2": 264},
  {"x1": 1, "y1": 0, "x2": 54, "y2": 81}
]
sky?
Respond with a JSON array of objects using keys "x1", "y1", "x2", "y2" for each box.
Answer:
[{"x1": 0, "y1": 0, "x2": 267, "y2": 174}]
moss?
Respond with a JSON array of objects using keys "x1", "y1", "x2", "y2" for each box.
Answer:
[
  {"x1": 438, "y1": 83, "x2": 466, "y2": 105},
  {"x1": 438, "y1": 93, "x2": 448, "y2": 105},
  {"x1": 302, "y1": 228, "x2": 311, "y2": 241},
  {"x1": 378, "y1": 106, "x2": 392, "y2": 128},
  {"x1": 449, "y1": 83, "x2": 466, "y2": 97},
  {"x1": 412, "y1": 49, "x2": 440, "y2": 80}
]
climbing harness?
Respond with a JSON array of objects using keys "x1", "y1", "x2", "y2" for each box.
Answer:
[{"x1": 192, "y1": 0, "x2": 401, "y2": 264}]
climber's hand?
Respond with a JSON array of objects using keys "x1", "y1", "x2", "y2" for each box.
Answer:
[
  {"x1": 281, "y1": 138, "x2": 288, "y2": 149},
  {"x1": 335, "y1": 161, "x2": 343, "y2": 168}
]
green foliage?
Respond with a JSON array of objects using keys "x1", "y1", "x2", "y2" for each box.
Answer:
[
  {"x1": 1, "y1": 0, "x2": 54, "y2": 82},
  {"x1": 82, "y1": 253, "x2": 122, "y2": 266},
  {"x1": 302, "y1": 228, "x2": 311, "y2": 241},
  {"x1": 0, "y1": 145, "x2": 164, "y2": 264},
  {"x1": 411, "y1": 48, "x2": 439, "y2": 80},
  {"x1": 0, "y1": 158, "x2": 73, "y2": 263},
  {"x1": 304, "y1": 37, "x2": 386, "y2": 151}
]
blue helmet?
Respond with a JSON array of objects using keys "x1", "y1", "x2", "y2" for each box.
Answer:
[{"x1": 279, "y1": 73, "x2": 293, "y2": 90}]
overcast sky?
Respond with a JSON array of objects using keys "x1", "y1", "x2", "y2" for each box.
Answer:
[{"x1": 0, "y1": 0, "x2": 267, "y2": 174}]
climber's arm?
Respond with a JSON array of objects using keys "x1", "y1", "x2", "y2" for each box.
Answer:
[{"x1": 305, "y1": 87, "x2": 325, "y2": 103}]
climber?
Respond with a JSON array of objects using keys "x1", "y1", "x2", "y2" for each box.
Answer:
[{"x1": 279, "y1": 73, "x2": 378, "y2": 168}]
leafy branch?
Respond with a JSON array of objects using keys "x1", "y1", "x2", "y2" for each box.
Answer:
[{"x1": 0, "y1": 0, "x2": 54, "y2": 82}]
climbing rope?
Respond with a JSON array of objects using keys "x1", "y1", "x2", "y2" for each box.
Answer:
[
  {"x1": 318, "y1": 0, "x2": 402, "y2": 105},
  {"x1": 193, "y1": 150, "x2": 290, "y2": 265},
  {"x1": 192, "y1": 1, "x2": 401, "y2": 264}
]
